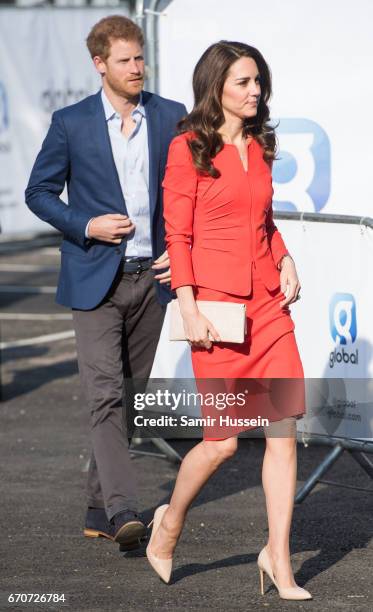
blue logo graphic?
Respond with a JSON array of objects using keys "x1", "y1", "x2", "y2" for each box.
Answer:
[
  {"x1": 0, "y1": 82, "x2": 9, "y2": 134},
  {"x1": 329, "y1": 293, "x2": 357, "y2": 345},
  {"x1": 272, "y1": 118, "x2": 331, "y2": 212}
]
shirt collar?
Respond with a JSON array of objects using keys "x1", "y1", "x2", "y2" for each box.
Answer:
[{"x1": 101, "y1": 89, "x2": 145, "y2": 121}]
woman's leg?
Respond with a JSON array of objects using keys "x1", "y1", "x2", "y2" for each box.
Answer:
[
  {"x1": 149, "y1": 436, "x2": 238, "y2": 558},
  {"x1": 262, "y1": 417, "x2": 299, "y2": 587}
]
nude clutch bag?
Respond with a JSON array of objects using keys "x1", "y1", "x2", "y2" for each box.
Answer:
[{"x1": 169, "y1": 299, "x2": 247, "y2": 343}]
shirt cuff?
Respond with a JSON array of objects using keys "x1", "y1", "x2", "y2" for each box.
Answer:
[{"x1": 85, "y1": 218, "x2": 95, "y2": 239}]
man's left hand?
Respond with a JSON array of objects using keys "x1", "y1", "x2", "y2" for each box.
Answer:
[{"x1": 152, "y1": 250, "x2": 171, "y2": 284}]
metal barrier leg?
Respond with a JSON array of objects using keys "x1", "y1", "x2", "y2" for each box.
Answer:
[
  {"x1": 295, "y1": 443, "x2": 344, "y2": 504},
  {"x1": 348, "y1": 450, "x2": 373, "y2": 479},
  {"x1": 146, "y1": 437, "x2": 183, "y2": 463},
  {"x1": 130, "y1": 426, "x2": 183, "y2": 464},
  {"x1": 130, "y1": 437, "x2": 182, "y2": 464}
]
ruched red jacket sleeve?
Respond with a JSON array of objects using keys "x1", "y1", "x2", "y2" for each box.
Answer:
[
  {"x1": 265, "y1": 159, "x2": 289, "y2": 267},
  {"x1": 162, "y1": 134, "x2": 198, "y2": 290},
  {"x1": 266, "y1": 206, "x2": 289, "y2": 267}
]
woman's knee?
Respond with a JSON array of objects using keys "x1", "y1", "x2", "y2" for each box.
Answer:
[
  {"x1": 203, "y1": 437, "x2": 238, "y2": 465},
  {"x1": 265, "y1": 433, "x2": 297, "y2": 457},
  {"x1": 264, "y1": 417, "x2": 297, "y2": 439}
]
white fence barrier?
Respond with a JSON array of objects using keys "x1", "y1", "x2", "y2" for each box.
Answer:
[{"x1": 151, "y1": 215, "x2": 373, "y2": 443}]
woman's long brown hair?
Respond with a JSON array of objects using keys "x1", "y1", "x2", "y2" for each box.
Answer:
[{"x1": 177, "y1": 40, "x2": 277, "y2": 177}]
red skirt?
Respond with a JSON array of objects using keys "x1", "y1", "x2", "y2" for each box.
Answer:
[{"x1": 191, "y1": 264, "x2": 305, "y2": 439}]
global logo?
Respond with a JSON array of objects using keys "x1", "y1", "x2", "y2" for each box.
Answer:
[
  {"x1": 330, "y1": 293, "x2": 357, "y2": 344},
  {"x1": 272, "y1": 118, "x2": 331, "y2": 213},
  {"x1": 0, "y1": 81, "x2": 9, "y2": 135},
  {"x1": 329, "y1": 293, "x2": 358, "y2": 368}
]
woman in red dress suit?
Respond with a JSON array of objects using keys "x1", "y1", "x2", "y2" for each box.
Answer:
[{"x1": 146, "y1": 41, "x2": 312, "y2": 601}]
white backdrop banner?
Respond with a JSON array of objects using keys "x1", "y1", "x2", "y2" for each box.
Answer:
[
  {"x1": 0, "y1": 6, "x2": 130, "y2": 234},
  {"x1": 151, "y1": 219, "x2": 373, "y2": 441},
  {"x1": 158, "y1": 0, "x2": 373, "y2": 219}
]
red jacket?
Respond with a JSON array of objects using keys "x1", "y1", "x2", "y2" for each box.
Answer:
[{"x1": 163, "y1": 132, "x2": 288, "y2": 295}]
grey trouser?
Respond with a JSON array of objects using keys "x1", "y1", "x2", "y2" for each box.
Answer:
[{"x1": 72, "y1": 264, "x2": 165, "y2": 520}]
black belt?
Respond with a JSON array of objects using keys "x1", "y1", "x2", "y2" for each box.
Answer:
[{"x1": 123, "y1": 257, "x2": 153, "y2": 274}]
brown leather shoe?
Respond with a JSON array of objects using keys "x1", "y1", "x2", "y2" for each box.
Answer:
[
  {"x1": 112, "y1": 510, "x2": 147, "y2": 546},
  {"x1": 84, "y1": 507, "x2": 115, "y2": 541}
]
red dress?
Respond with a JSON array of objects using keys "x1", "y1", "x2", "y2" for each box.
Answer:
[{"x1": 162, "y1": 132, "x2": 305, "y2": 439}]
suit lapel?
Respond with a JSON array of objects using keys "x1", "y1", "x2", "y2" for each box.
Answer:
[
  {"x1": 88, "y1": 91, "x2": 128, "y2": 215},
  {"x1": 143, "y1": 91, "x2": 161, "y2": 221}
]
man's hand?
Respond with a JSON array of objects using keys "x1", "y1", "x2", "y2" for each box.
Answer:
[
  {"x1": 152, "y1": 250, "x2": 171, "y2": 284},
  {"x1": 279, "y1": 255, "x2": 301, "y2": 307},
  {"x1": 88, "y1": 214, "x2": 135, "y2": 244}
]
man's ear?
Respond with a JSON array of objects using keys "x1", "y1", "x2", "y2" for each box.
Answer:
[{"x1": 93, "y1": 55, "x2": 106, "y2": 76}]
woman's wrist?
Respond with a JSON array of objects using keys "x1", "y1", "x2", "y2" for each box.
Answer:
[
  {"x1": 180, "y1": 305, "x2": 199, "y2": 318},
  {"x1": 278, "y1": 254, "x2": 293, "y2": 270},
  {"x1": 176, "y1": 286, "x2": 199, "y2": 317}
]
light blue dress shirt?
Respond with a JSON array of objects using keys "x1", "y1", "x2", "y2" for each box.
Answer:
[{"x1": 86, "y1": 89, "x2": 152, "y2": 258}]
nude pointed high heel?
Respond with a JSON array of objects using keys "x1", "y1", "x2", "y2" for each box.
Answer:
[
  {"x1": 257, "y1": 546, "x2": 312, "y2": 600},
  {"x1": 146, "y1": 504, "x2": 172, "y2": 584}
]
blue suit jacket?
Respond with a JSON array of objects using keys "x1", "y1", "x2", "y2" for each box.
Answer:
[{"x1": 25, "y1": 90, "x2": 186, "y2": 309}]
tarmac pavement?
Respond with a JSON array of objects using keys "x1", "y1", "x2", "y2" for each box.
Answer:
[{"x1": 0, "y1": 237, "x2": 372, "y2": 612}]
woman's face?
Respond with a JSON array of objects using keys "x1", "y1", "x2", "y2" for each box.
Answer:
[{"x1": 221, "y1": 56, "x2": 261, "y2": 121}]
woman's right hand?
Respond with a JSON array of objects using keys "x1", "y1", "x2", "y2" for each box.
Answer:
[{"x1": 182, "y1": 310, "x2": 221, "y2": 349}]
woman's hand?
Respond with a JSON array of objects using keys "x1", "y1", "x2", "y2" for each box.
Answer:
[
  {"x1": 182, "y1": 310, "x2": 221, "y2": 349},
  {"x1": 279, "y1": 255, "x2": 301, "y2": 307},
  {"x1": 176, "y1": 286, "x2": 221, "y2": 349}
]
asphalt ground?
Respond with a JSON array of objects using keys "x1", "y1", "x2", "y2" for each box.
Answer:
[{"x1": 0, "y1": 237, "x2": 372, "y2": 612}]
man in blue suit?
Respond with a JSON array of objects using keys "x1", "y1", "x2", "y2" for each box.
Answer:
[{"x1": 25, "y1": 15, "x2": 186, "y2": 550}]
